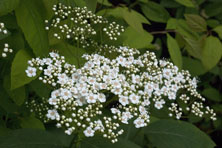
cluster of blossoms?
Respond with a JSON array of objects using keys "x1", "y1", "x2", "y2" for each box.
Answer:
[
  {"x1": 25, "y1": 46, "x2": 216, "y2": 143},
  {"x1": 0, "y1": 22, "x2": 7, "y2": 34},
  {"x1": 45, "y1": 3, "x2": 124, "y2": 49},
  {"x1": 1, "y1": 43, "x2": 13, "y2": 58}
]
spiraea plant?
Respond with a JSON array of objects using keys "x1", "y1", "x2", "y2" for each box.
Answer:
[{"x1": 25, "y1": 3, "x2": 216, "y2": 144}]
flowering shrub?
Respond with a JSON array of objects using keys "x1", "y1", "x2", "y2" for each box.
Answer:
[
  {"x1": 25, "y1": 4, "x2": 216, "y2": 143},
  {"x1": 0, "y1": 0, "x2": 221, "y2": 148}
]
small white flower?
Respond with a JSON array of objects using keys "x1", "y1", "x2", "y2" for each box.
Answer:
[
  {"x1": 49, "y1": 98, "x2": 57, "y2": 105},
  {"x1": 84, "y1": 127, "x2": 95, "y2": 137},
  {"x1": 47, "y1": 109, "x2": 59, "y2": 120},
  {"x1": 129, "y1": 94, "x2": 140, "y2": 104},
  {"x1": 25, "y1": 67, "x2": 37, "y2": 77},
  {"x1": 134, "y1": 117, "x2": 145, "y2": 128},
  {"x1": 163, "y1": 68, "x2": 173, "y2": 79},
  {"x1": 155, "y1": 100, "x2": 165, "y2": 109},
  {"x1": 61, "y1": 89, "x2": 72, "y2": 100},
  {"x1": 98, "y1": 93, "x2": 106, "y2": 103},
  {"x1": 119, "y1": 96, "x2": 129, "y2": 106},
  {"x1": 111, "y1": 108, "x2": 120, "y2": 114},
  {"x1": 86, "y1": 93, "x2": 97, "y2": 103}
]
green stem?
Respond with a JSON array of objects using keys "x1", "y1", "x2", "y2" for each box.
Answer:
[{"x1": 76, "y1": 39, "x2": 80, "y2": 68}]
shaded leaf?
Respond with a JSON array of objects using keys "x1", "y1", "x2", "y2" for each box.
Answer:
[
  {"x1": 182, "y1": 57, "x2": 207, "y2": 76},
  {"x1": 202, "y1": 87, "x2": 222, "y2": 102},
  {"x1": 85, "y1": 0, "x2": 97, "y2": 13},
  {"x1": 81, "y1": 136, "x2": 141, "y2": 148},
  {"x1": 3, "y1": 76, "x2": 26, "y2": 106},
  {"x1": 185, "y1": 14, "x2": 207, "y2": 32},
  {"x1": 15, "y1": 0, "x2": 49, "y2": 57},
  {"x1": 145, "y1": 119, "x2": 215, "y2": 148},
  {"x1": 0, "y1": 0, "x2": 19, "y2": 16},
  {"x1": 201, "y1": 36, "x2": 222, "y2": 70},
  {"x1": 0, "y1": 129, "x2": 65, "y2": 148},
  {"x1": 167, "y1": 34, "x2": 182, "y2": 69},
  {"x1": 141, "y1": 1, "x2": 171, "y2": 23},
  {"x1": 20, "y1": 116, "x2": 45, "y2": 130},
  {"x1": 97, "y1": 0, "x2": 111, "y2": 6}
]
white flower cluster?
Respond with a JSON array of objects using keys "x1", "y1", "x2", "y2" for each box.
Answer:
[
  {"x1": 1, "y1": 43, "x2": 13, "y2": 58},
  {"x1": 45, "y1": 3, "x2": 124, "y2": 49},
  {"x1": 0, "y1": 22, "x2": 7, "y2": 34},
  {"x1": 25, "y1": 46, "x2": 216, "y2": 143}
]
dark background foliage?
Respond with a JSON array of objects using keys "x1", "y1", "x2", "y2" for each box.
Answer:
[{"x1": 0, "y1": 0, "x2": 221, "y2": 147}]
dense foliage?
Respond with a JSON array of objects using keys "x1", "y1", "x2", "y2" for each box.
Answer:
[{"x1": 0, "y1": 0, "x2": 221, "y2": 148}]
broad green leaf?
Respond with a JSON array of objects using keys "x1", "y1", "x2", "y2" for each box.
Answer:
[
  {"x1": 145, "y1": 119, "x2": 216, "y2": 148},
  {"x1": 122, "y1": 7, "x2": 150, "y2": 33},
  {"x1": 85, "y1": 0, "x2": 97, "y2": 13},
  {"x1": 81, "y1": 137, "x2": 141, "y2": 148},
  {"x1": 15, "y1": 0, "x2": 49, "y2": 57},
  {"x1": 0, "y1": 129, "x2": 65, "y2": 148},
  {"x1": 51, "y1": 42, "x2": 86, "y2": 68},
  {"x1": 20, "y1": 116, "x2": 45, "y2": 130},
  {"x1": 123, "y1": 26, "x2": 153, "y2": 49},
  {"x1": 0, "y1": 83, "x2": 18, "y2": 113},
  {"x1": 11, "y1": 49, "x2": 37, "y2": 90},
  {"x1": 3, "y1": 76, "x2": 26, "y2": 106},
  {"x1": 167, "y1": 34, "x2": 182, "y2": 69},
  {"x1": 201, "y1": 36, "x2": 222, "y2": 70},
  {"x1": 207, "y1": 19, "x2": 220, "y2": 28},
  {"x1": 160, "y1": 0, "x2": 181, "y2": 8},
  {"x1": 0, "y1": 0, "x2": 19, "y2": 16},
  {"x1": 202, "y1": 87, "x2": 222, "y2": 102},
  {"x1": 42, "y1": 0, "x2": 58, "y2": 19},
  {"x1": 141, "y1": 1, "x2": 171, "y2": 23},
  {"x1": 213, "y1": 25, "x2": 222, "y2": 39},
  {"x1": 185, "y1": 14, "x2": 207, "y2": 32},
  {"x1": 184, "y1": 36, "x2": 205, "y2": 59},
  {"x1": 174, "y1": 0, "x2": 195, "y2": 7},
  {"x1": 166, "y1": 19, "x2": 199, "y2": 39},
  {"x1": 29, "y1": 79, "x2": 51, "y2": 98},
  {"x1": 205, "y1": 2, "x2": 222, "y2": 17},
  {"x1": 182, "y1": 57, "x2": 207, "y2": 76},
  {"x1": 97, "y1": 0, "x2": 111, "y2": 6}
]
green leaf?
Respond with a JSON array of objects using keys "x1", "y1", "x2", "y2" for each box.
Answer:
[
  {"x1": 29, "y1": 79, "x2": 51, "y2": 98},
  {"x1": 141, "y1": 1, "x2": 171, "y2": 23},
  {"x1": 97, "y1": 0, "x2": 111, "y2": 6},
  {"x1": 207, "y1": 19, "x2": 220, "y2": 28},
  {"x1": 0, "y1": 0, "x2": 19, "y2": 16},
  {"x1": 85, "y1": 0, "x2": 97, "y2": 13},
  {"x1": 145, "y1": 119, "x2": 215, "y2": 148},
  {"x1": 205, "y1": 2, "x2": 222, "y2": 17},
  {"x1": 182, "y1": 57, "x2": 207, "y2": 76},
  {"x1": 123, "y1": 26, "x2": 153, "y2": 49},
  {"x1": 122, "y1": 7, "x2": 150, "y2": 33},
  {"x1": 0, "y1": 129, "x2": 65, "y2": 148},
  {"x1": 3, "y1": 76, "x2": 26, "y2": 106},
  {"x1": 20, "y1": 116, "x2": 45, "y2": 130},
  {"x1": 202, "y1": 87, "x2": 222, "y2": 102},
  {"x1": 15, "y1": 0, "x2": 49, "y2": 57},
  {"x1": 81, "y1": 137, "x2": 142, "y2": 148},
  {"x1": 51, "y1": 42, "x2": 86, "y2": 68},
  {"x1": 42, "y1": 0, "x2": 58, "y2": 19},
  {"x1": 167, "y1": 34, "x2": 182, "y2": 69},
  {"x1": 11, "y1": 49, "x2": 37, "y2": 90},
  {"x1": 213, "y1": 25, "x2": 222, "y2": 40},
  {"x1": 184, "y1": 36, "x2": 205, "y2": 59},
  {"x1": 185, "y1": 14, "x2": 207, "y2": 32},
  {"x1": 160, "y1": 0, "x2": 181, "y2": 8},
  {"x1": 174, "y1": 0, "x2": 195, "y2": 7},
  {"x1": 201, "y1": 36, "x2": 222, "y2": 70}
]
